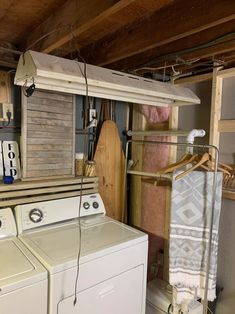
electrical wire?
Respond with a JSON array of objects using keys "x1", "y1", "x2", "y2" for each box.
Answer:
[
  {"x1": 72, "y1": 27, "x2": 90, "y2": 307},
  {"x1": 135, "y1": 31, "x2": 235, "y2": 73},
  {"x1": 26, "y1": 27, "x2": 65, "y2": 51}
]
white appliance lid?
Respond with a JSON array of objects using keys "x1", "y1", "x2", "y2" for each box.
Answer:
[
  {"x1": 21, "y1": 216, "x2": 147, "y2": 273},
  {"x1": 0, "y1": 208, "x2": 17, "y2": 238},
  {"x1": 0, "y1": 238, "x2": 47, "y2": 295},
  {"x1": 0, "y1": 240, "x2": 34, "y2": 279}
]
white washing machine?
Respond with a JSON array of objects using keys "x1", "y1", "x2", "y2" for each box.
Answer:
[
  {"x1": 0, "y1": 207, "x2": 47, "y2": 314},
  {"x1": 146, "y1": 278, "x2": 203, "y2": 314},
  {"x1": 14, "y1": 193, "x2": 148, "y2": 314}
]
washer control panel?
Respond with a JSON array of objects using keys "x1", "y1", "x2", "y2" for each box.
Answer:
[
  {"x1": 15, "y1": 193, "x2": 106, "y2": 233},
  {"x1": 0, "y1": 208, "x2": 17, "y2": 238}
]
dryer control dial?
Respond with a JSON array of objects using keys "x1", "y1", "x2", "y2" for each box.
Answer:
[
  {"x1": 29, "y1": 208, "x2": 44, "y2": 223},
  {"x1": 83, "y1": 202, "x2": 90, "y2": 210},
  {"x1": 93, "y1": 201, "x2": 99, "y2": 209}
]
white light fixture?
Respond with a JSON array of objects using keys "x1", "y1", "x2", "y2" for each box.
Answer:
[{"x1": 14, "y1": 50, "x2": 200, "y2": 107}]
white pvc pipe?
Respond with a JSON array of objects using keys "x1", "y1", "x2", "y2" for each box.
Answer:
[{"x1": 186, "y1": 129, "x2": 206, "y2": 144}]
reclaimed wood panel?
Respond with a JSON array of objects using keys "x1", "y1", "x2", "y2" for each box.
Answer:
[
  {"x1": 0, "y1": 183, "x2": 97, "y2": 199},
  {"x1": 27, "y1": 123, "x2": 72, "y2": 133},
  {"x1": 0, "y1": 189, "x2": 97, "y2": 207},
  {"x1": 27, "y1": 110, "x2": 73, "y2": 121},
  {"x1": 32, "y1": 90, "x2": 73, "y2": 102},
  {"x1": 27, "y1": 151, "x2": 72, "y2": 158},
  {"x1": 27, "y1": 102, "x2": 73, "y2": 114},
  {"x1": 27, "y1": 117, "x2": 72, "y2": 127},
  {"x1": 0, "y1": 177, "x2": 98, "y2": 192},
  {"x1": 27, "y1": 144, "x2": 72, "y2": 151},
  {"x1": 27, "y1": 131, "x2": 72, "y2": 139},
  {"x1": 22, "y1": 89, "x2": 75, "y2": 180},
  {"x1": 0, "y1": 176, "x2": 98, "y2": 207}
]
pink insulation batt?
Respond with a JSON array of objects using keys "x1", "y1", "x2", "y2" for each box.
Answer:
[{"x1": 141, "y1": 105, "x2": 171, "y2": 280}]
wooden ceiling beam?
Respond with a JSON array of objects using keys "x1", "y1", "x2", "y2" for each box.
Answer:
[
  {"x1": 0, "y1": 58, "x2": 17, "y2": 69},
  {"x1": 79, "y1": 0, "x2": 235, "y2": 66},
  {"x1": 21, "y1": 0, "x2": 168, "y2": 54},
  {"x1": 21, "y1": 0, "x2": 130, "y2": 52},
  {"x1": 56, "y1": 0, "x2": 174, "y2": 57},
  {"x1": 106, "y1": 20, "x2": 235, "y2": 71},
  {"x1": 135, "y1": 39, "x2": 235, "y2": 75}
]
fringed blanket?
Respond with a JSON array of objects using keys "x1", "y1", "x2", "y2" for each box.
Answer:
[{"x1": 169, "y1": 171, "x2": 222, "y2": 307}]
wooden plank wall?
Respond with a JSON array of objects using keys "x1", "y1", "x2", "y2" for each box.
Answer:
[
  {"x1": 21, "y1": 89, "x2": 75, "y2": 180},
  {"x1": 0, "y1": 177, "x2": 98, "y2": 207}
]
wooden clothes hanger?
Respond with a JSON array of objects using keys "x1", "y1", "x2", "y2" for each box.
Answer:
[
  {"x1": 159, "y1": 153, "x2": 197, "y2": 174},
  {"x1": 205, "y1": 160, "x2": 231, "y2": 175},
  {"x1": 157, "y1": 149, "x2": 233, "y2": 182},
  {"x1": 175, "y1": 152, "x2": 210, "y2": 180}
]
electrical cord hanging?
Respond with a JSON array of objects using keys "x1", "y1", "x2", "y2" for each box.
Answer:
[
  {"x1": 72, "y1": 12, "x2": 86, "y2": 307},
  {"x1": 72, "y1": 28, "x2": 90, "y2": 307}
]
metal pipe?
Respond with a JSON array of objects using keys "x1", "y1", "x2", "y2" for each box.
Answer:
[
  {"x1": 126, "y1": 129, "x2": 206, "y2": 144},
  {"x1": 186, "y1": 129, "x2": 206, "y2": 144},
  {"x1": 127, "y1": 130, "x2": 192, "y2": 137},
  {"x1": 127, "y1": 170, "x2": 172, "y2": 179},
  {"x1": 203, "y1": 146, "x2": 219, "y2": 314}
]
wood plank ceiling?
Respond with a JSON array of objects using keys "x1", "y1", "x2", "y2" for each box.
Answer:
[{"x1": 1, "y1": 0, "x2": 235, "y2": 78}]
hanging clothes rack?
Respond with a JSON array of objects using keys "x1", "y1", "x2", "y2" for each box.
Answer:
[{"x1": 123, "y1": 129, "x2": 219, "y2": 314}]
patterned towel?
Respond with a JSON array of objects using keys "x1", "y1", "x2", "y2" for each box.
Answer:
[{"x1": 169, "y1": 171, "x2": 222, "y2": 306}]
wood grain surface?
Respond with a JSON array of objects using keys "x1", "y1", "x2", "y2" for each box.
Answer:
[
  {"x1": 21, "y1": 89, "x2": 75, "y2": 180},
  {"x1": 94, "y1": 120, "x2": 124, "y2": 221}
]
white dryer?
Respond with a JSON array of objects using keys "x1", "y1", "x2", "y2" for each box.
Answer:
[
  {"x1": 0, "y1": 207, "x2": 47, "y2": 314},
  {"x1": 14, "y1": 193, "x2": 148, "y2": 314}
]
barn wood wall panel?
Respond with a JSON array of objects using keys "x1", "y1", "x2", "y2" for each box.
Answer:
[{"x1": 21, "y1": 89, "x2": 75, "y2": 180}]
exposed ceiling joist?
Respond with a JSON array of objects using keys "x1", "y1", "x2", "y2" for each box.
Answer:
[
  {"x1": 0, "y1": 59, "x2": 17, "y2": 69},
  {"x1": 21, "y1": 0, "x2": 122, "y2": 52},
  {"x1": 107, "y1": 20, "x2": 235, "y2": 71},
  {"x1": 22, "y1": 0, "x2": 173, "y2": 55},
  {"x1": 57, "y1": 0, "x2": 174, "y2": 57},
  {"x1": 78, "y1": 0, "x2": 235, "y2": 67},
  {"x1": 1, "y1": 0, "x2": 235, "y2": 74},
  {"x1": 0, "y1": 0, "x2": 66, "y2": 44}
]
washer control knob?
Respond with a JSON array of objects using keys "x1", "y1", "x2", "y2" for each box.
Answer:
[
  {"x1": 93, "y1": 202, "x2": 99, "y2": 209},
  {"x1": 29, "y1": 209, "x2": 43, "y2": 223},
  {"x1": 83, "y1": 202, "x2": 90, "y2": 210}
]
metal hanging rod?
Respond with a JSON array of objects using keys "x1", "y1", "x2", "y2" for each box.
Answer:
[
  {"x1": 127, "y1": 169, "x2": 172, "y2": 179},
  {"x1": 127, "y1": 129, "x2": 206, "y2": 144}
]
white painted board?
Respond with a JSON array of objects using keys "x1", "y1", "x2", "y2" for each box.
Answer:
[{"x1": 3, "y1": 141, "x2": 21, "y2": 179}]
